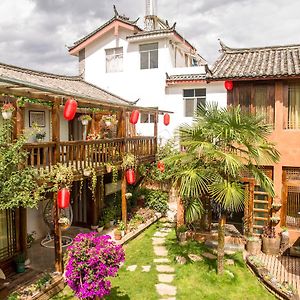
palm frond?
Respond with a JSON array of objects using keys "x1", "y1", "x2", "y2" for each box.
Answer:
[{"x1": 185, "y1": 198, "x2": 203, "y2": 224}]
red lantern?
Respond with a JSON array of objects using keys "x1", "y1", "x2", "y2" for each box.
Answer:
[
  {"x1": 64, "y1": 99, "x2": 78, "y2": 121},
  {"x1": 224, "y1": 80, "x2": 233, "y2": 91},
  {"x1": 57, "y1": 188, "x2": 70, "y2": 209},
  {"x1": 157, "y1": 161, "x2": 165, "y2": 172},
  {"x1": 163, "y1": 113, "x2": 170, "y2": 126},
  {"x1": 126, "y1": 169, "x2": 135, "y2": 185},
  {"x1": 130, "y1": 110, "x2": 139, "y2": 124}
]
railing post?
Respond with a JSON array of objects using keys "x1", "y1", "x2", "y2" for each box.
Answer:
[{"x1": 154, "y1": 111, "x2": 158, "y2": 155}]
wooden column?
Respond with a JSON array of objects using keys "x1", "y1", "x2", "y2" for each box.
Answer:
[
  {"x1": 13, "y1": 104, "x2": 28, "y2": 258},
  {"x1": 154, "y1": 111, "x2": 158, "y2": 153},
  {"x1": 52, "y1": 98, "x2": 63, "y2": 273},
  {"x1": 121, "y1": 173, "x2": 127, "y2": 226}
]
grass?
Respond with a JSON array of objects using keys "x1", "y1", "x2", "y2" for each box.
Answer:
[{"x1": 52, "y1": 221, "x2": 275, "y2": 300}]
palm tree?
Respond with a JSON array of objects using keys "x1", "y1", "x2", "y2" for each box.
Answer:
[{"x1": 167, "y1": 104, "x2": 279, "y2": 274}]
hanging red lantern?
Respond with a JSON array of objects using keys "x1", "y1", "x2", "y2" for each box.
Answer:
[
  {"x1": 224, "y1": 80, "x2": 233, "y2": 91},
  {"x1": 57, "y1": 188, "x2": 70, "y2": 209},
  {"x1": 130, "y1": 110, "x2": 139, "y2": 124},
  {"x1": 126, "y1": 169, "x2": 135, "y2": 185},
  {"x1": 157, "y1": 161, "x2": 165, "y2": 172},
  {"x1": 63, "y1": 99, "x2": 78, "y2": 121},
  {"x1": 163, "y1": 113, "x2": 170, "y2": 126}
]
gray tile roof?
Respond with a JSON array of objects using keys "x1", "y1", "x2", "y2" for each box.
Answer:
[
  {"x1": 166, "y1": 73, "x2": 206, "y2": 82},
  {"x1": 0, "y1": 62, "x2": 131, "y2": 106},
  {"x1": 209, "y1": 41, "x2": 300, "y2": 80}
]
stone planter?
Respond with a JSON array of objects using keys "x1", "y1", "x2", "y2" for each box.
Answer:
[
  {"x1": 246, "y1": 239, "x2": 262, "y2": 255},
  {"x1": 262, "y1": 237, "x2": 281, "y2": 255}
]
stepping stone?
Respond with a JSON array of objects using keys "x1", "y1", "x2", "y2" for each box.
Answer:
[
  {"x1": 188, "y1": 254, "x2": 203, "y2": 262},
  {"x1": 154, "y1": 246, "x2": 168, "y2": 256},
  {"x1": 152, "y1": 237, "x2": 166, "y2": 245},
  {"x1": 156, "y1": 265, "x2": 175, "y2": 273},
  {"x1": 158, "y1": 273, "x2": 175, "y2": 283},
  {"x1": 225, "y1": 259, "x2": 235, "y2": 266},
  {"x1": 202, "y1": 252, "x2": 217, "y2": 260},
  {"x1": 126, "y1": 265, "x2": 137, "y2": 272},
  {"x1": 154, "y1": 232, "x2": 168, "y2": 238},
  {"x1": 159, "y1": 298, "x2": 176, "y2": 300},
  {"x1": 163, "y1": 223, "x2": 175, "y2": 228},
  {"x1": 175, "y1": 256, "x2": 187, "y2": 265},
  {"x1": 155, "y1": 283, "x2": 177, "y2": 296},
  {"x1": 142, "y1": 265, "x2": 151, "y2": 272},
  {"x1": 160, "y1": 228, "x2": 172, "y2": 233},
  {"x1": 154, "y1": 258, "x2": 170, "y2": 263}
]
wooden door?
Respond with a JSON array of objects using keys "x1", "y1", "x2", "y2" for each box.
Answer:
[{"x1": 282, "y1": 168, "x2": 300, "y2": 228}]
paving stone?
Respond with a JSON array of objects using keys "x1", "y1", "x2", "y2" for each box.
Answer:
[
  {"x1": 175, "y1": 256, "x2": 187, "y2": 265},
  {"x1": 163, "y1": 222, "x2": 175, "y2": 228},
  {"x1": 154, "y1": 258, "x2": 170, "y2": 263},
  {"x1": 152, "y1": 237, "x2": 166, "y2": 245},
  {"x1": 142, "y1": 265, "x2": 151, "y2": 272},
  {"x1": 159, "y1": 298, "x2": 176, "y2": 300},
  {"x1": 156, "y1": 265, "x2": 175, "y2": 273},
  {"x1": 155, "y1": 283, "x2": 177, "y2": 296},
  {"x1": 188, "y1": 254, "x2": 203, "y2": 262},
  {"x1": 154, "y1": 231, "x2": 168, "y2": 238},
  {"x1": 160, "y1": 228, "x2": 172, "y2": 233},
  {"x1": 202, "y1": 252, "x2": 217, "y2": 260},
  {"x1": 154, "y1": 246, "x2": 168, "y2": 256},
  {"x1": 158, "y1": 273, "x2": 175, "y2": 283},
  {"x1": 126, "y1": 265, "x2": 137, "y2": 272}
]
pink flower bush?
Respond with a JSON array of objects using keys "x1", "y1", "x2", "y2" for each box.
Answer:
[{"x1": 65, "y1": 232, "x2": 125, "y2": 299}]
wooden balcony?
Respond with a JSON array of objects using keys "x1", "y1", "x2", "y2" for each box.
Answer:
[{"x1": 24, "y1": 136, "x2": 156, "y2": 175}]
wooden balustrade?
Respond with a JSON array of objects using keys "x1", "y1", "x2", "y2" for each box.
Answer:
[{"x1": 23, "y1": 137, "x2": 156, "y2": 173}]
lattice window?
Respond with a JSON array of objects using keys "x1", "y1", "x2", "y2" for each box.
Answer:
[{"x1": 284, "y1": 167, "x2": 300, "y2": 181}]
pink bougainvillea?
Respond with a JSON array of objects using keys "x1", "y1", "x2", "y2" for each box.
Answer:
[{"x1": 65, "y1": 232, "x2": 125, "y2": 299}]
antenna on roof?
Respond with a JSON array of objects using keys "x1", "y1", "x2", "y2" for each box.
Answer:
[{"x1": 145, "y1": 0, "x2": 158, "y2": 31}]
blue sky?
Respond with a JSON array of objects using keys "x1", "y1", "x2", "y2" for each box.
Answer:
[{"x1": 0, "y1": 0, "x2": 299, "y2": 75}]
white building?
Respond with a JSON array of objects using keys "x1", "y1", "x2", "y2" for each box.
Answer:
[{"x1": 68, "y1": 3, "x2": 226, "y2": 141}]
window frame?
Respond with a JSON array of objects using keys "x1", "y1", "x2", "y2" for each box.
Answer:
[
  {"x1": 139, "y1": 43, "x2": 158, "y2": 70},
  {"x1": 140, "y1": 113, "x2": 155, "y2": 124},
  {"x1": 183, "y1": 88, "x2": 206, "y2": 117},
  {"x1": 105, "y1": 47, "x2": 123, "y2": 73}
]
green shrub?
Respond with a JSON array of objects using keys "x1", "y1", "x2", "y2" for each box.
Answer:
[{"x1": 145, "y1": 190, "x2": 168, "y2": 214}]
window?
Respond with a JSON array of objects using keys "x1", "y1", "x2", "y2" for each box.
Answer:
[
  {"x1": 288, "y1": 83, "x2": 300, "y2": 129},
  {"x1": 140, "y1": 43, "x2": 158, "y2": 69},
  {"x1": 105, "y1": 47, "x2": 123, "y2": 73},
  {"x1": 140, "y1": 113, "x2": 155, "y2": 123},
  {"x1": 183, "y1": 89, "x2": 206, "y2": 117}
]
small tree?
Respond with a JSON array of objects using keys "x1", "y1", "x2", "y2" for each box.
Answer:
[
  {"x1": 167, "y1": 105, "x2": 279, "y2": 274},
  {"x1": 65, "y1": 232, "x2": 125, "y2": 299}
]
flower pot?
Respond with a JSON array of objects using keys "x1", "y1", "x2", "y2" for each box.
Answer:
[
  {"x1": 121, "y1": 230, "x2": 125, "y2": 237},
  {"x1": 272, "y1": 205, "x2": 282, "y2": 211},
  {"x1": 2, "y1": 111, "x2": 12, "y2": 120},
  {"x1": 106, "y1": 165, "x2": 112, "y2": 173},
  {"x1": 83, "y1": 169, "x2": 91, "y2": 177},
  {"x1": 109, "y1": 220, "x2": 115, "y2": 227},
  {"x1": 81, "y1": 119, "x2": 89, "y2": 126},
  {"x1": 105, "y1": 121, "x2": 112, "y2": 127},
  {"x1": 16, "y1": 262, "x2": 25, "y2": 273},
  {"x1": 36, "y1": 138, "x2": 44, "y2": 143},
  {"x1": 114, "y1": 231, "x2": 122, "y2": 240},
  {"x1": 97, "y1": 226, "x2": 104, "y2": 233},
  {"x1": 104, "y1": 222, "x2": 110, "y2": 229},
  {"x1": 262, "y1": 237, "x2": 281, "y2": 255},
  {"x1": 246, "y1": 239, "x2": 262, "y2": 255}
]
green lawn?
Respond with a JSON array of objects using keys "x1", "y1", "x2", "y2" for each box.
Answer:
[{"x1": 52, "y1": 222, "x2": 275, "y2": 300}]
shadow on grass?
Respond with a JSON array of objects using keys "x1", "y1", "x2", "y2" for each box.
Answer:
[{"x1": 104, "y1": 286, "x2": 131, "y2": 299}]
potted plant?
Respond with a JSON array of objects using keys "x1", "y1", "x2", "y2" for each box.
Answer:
[
  {"x1": 35, "y1": 131, "x2": 46, "y2": 142},
  {"x1": 103, "y1": 207, "x2": 115, "y2": 228},
  {"x1": 114, "y1": 228, "x2": 122, "y2": 240},
  {"x1": 246, "y1": 236, "x2": 262, "y2": 255},
  {"x1": 117, "y1": 220, "x2": 126, "y2": 237},
  {"x1": 58, "y1": 217, "x2": 71, "y2": 230},
  {"x1": 15, "y1": 253, "x2": 26, "y2": 273},
  {"x1": 261, "y1": 225, "x2": 281, "y2": 255},
  {"x1": 27, "y1": 231, "x2": 36, "y2": 248},
  {"x1": 1, "y1": 103, "x2": 15, "y2": 120},
  {"x1": 270, "y1": 216, "x2": 280, "y2": 225},
  {"x1": 102, "y1": 115, "x2": 117, "y2": 127},
  {"x1": 272, "y1": 202, "x2": 282, "y2": 211},
  {"x1": 176, "y1": 225, "x2": 188, "y2": 243},
  {"x1": 121, "y1": 153, "x2": 136, "y2": 170},
  {"x1": 79, "y1": 114, "x2": 92, "y2": 126},
  {"x1": 97, "y1": 219, "x2": 105, "y2": 233}
]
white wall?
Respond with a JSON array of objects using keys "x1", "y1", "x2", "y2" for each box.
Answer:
[{"x1": 27, "y1": 203, "x2": 49, "y2": 239}]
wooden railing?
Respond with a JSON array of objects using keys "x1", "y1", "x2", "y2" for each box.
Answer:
[{"x1": 24, "y1": 137, "x2": 156, "y2": 173}]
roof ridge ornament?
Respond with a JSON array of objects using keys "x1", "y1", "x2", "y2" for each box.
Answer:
[
  {"x1": 218, "y1": 39, "x2": 231, "y2": 52},
  {"x1": 113, "y1": 4, "x2": 130, "y2": 21}
]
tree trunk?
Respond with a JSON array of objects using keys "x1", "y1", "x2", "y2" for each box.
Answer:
[{"x1": 217, "y1": 213, "x2": 226, "y2": 275}]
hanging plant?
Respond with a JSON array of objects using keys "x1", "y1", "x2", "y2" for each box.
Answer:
[
  {"x1": 87, "y1": 168, "x2": 97, "y2": 201},
  {"x1": 121, "y1": 153, "x2": 136, "y2": 170},
  {"x1": 112, "y1": 165, "x2": 118, "y2": 184},
  {"x1": 79, "y1": 114, "x2": 92, "y2": 126},
  {"x1": 1, "y1": 103, "x2": 15, "y2": 120}
]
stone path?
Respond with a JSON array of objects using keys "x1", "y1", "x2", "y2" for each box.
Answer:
[{"x1": 153, "y1": 221, "x2": 177, "y2": 299}]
